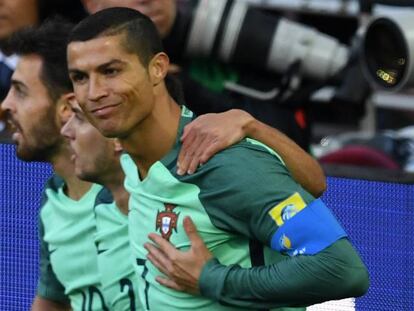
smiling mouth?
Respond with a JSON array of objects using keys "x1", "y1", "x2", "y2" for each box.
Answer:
[{"x1": 90, "y1": 103, "x2": 121, "y2": 117}]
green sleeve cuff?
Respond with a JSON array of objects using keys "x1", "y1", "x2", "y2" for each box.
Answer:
[{"x1": 199, "y1": 257, "x2": 231, "y2": 301}]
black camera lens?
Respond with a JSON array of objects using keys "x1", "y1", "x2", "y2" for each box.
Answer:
[
  {"x1": 185, "y1": 0, "x2": 348, "y2": 80},
  {"x1": 363, "y1": 17, "x2": 408, "y2": 89}
]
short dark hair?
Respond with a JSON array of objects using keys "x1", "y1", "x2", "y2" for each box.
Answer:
[
  {"x1": 8, "y1": 17, "x2": 74, "y2": 102},
  {"x1": 38, "y1": 0, "x2": 87, "y2": 24},
  {"x1": 68, "y1": 7, "x2": 164, "y2": 67}
]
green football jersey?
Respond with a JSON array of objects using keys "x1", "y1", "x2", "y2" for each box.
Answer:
[
  {"x1": 120, "y1": 107, "x2": 351, "y2": 310},
  {"x1": 38, "y1": 175, "x2": 108, "y2": 310},
  {"x1": 94, "y1": 187, "x2": 142, "y2": 311}
]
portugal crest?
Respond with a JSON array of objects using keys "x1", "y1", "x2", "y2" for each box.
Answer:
[{"x1": 156, "y1": 203, "x2": 179, "y2": 241}]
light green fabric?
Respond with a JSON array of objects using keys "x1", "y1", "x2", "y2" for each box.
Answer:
[
  {"x1": 39, "y1": 175, "x2": 107, "y2": 310},
  {"x1": 121, "y1": 108, "x2": 309, "y2": 311},
  {"x1": 94, "y1": 187, "x2": 143, "y2": 310}
]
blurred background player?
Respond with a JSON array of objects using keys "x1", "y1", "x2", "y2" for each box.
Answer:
[
  {"x1": 0, "y1": 0, "x2": 86, "y2": 96},
  {"x1": 0, "y1": 0, "x2": 87, "y2": 140},
  {"x1": 0, "y1": 0, "x2": 39, "y2": 99},
  {"x1": 0, "y1": 0, "x2": 39, "y2": 140},
  {"x1": 61, "y1": 101, "x2": 139, "y2": 310},
  {"x1": 1, "y1": 19, "x2": 105, "y2": 310}
]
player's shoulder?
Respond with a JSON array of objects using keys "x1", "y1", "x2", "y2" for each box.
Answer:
[
  {"x1": 40, "y1": 174, "x2": 64, "y2": 209},
  {"x1": 205, "y1": 138, "x2": 285, "y2": 171},
  {"x1": 181, "y1": 139, "x2": 288, "y2": 189},
  {"x1": 44, "y1": 174, "x2": 65, "y2": 193},
  {"x1": 94, "y1": 187, "x2": 114, "y2": 209}
]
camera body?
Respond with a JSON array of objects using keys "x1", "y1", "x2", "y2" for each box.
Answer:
[{"x1": 184, "y1": 0, "x2": 349, "y2": 81}]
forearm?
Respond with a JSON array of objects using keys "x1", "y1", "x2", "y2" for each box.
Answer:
[
  {"x1": 199, "y1": 239, "x2": 369, "y2": 309},
  {"x1": 31, "y1": 296, "x2": 71, "y2": 311},
  {"x1": 244, "y1": 117, "x2": 326, "y2": 197}
]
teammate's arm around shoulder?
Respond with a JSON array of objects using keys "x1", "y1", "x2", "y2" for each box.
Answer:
[
  {"x1": 178, "y1": 109, "x2": 326, "y2": 197},
  {"x1": 31, "y1": 295, "x2": 71, "y2": 311},
  {"x1": 242, "y1": 113, "x2": 326, "y2": 197}
]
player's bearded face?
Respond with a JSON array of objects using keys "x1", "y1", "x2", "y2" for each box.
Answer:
[
  {"x1": 11, "y1": 105, "x2": 62, "y2": 162},
  {"x1": 2, "y1": 55, "x2": 63, "y2": 162}
]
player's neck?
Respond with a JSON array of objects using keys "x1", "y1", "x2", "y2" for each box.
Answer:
[
  {"x1": 51, "y1": 144, "x2": 92, "y2": 201},
  {"x1": 99, "y1": 166, "x2": 129, "y2": 214},
  {"x1": 120, "y1": 93, "x2": 181, "y2": 179},
  {"x1": 108, "y1": 183, "x2": 129, "y2": 215}
]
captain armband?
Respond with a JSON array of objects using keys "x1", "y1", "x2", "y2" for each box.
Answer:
[{"x1": 268, "y1": 193, "x2": 347, "y2": 256}]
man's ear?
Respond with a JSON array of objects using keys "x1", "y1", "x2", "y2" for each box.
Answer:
[
  {"x1": 57, "y1": 93, "x2": 76, "y2": 125},
  {"x1": 149, "y1": 52, "x2": 170, "y2": 86}
]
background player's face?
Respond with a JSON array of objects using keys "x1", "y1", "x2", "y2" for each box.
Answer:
[
  {"x1": 1, "y1": 55, "x2": 63, "y2": 161},
  {"x1": 61, "y1": 101, "x2": 120, "y2": 182},
  {"x1": 0, "y1": 0, "x2": 39, "y2": 41},
  {"x1": 67, "y1": 33, "x2": 156, "y2": 138},
  {"x1": 82, "y1": 0, "x2": 176, "y2": 38}
]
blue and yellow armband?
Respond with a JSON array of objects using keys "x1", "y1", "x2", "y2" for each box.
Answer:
[{"x1": 269, "y1": 193, "x2": 347, "y2": 256}]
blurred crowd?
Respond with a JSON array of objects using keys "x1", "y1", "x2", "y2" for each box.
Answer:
[{"x1": 1, "y1": 0, "x2": 414, "y2": 173}]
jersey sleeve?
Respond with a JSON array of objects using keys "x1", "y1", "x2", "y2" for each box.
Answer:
[
  {"x1": 37, "y1": 202, "x2": 69, "y2": 304},
  {"x1": 185, "y1": 142, "x2": 368, "y2": 308},
  {"x1": 192, "y1": 141, "x2": 346, "y2": 255},
  {"x1": 200, "y1": 239, "x2": 369, "y2": 309}
]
